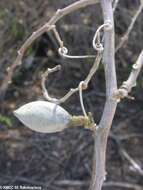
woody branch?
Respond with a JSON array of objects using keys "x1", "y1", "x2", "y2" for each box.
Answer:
[
  {"x1": 0, "y1": 0, "x2": 99, "y2": 98},
  {"x1": 114, "y1": 50, "x2": 143, "y2": 100},
  {"x1": 3, "y1": 1, "x2": 143, "y2": 190},
  {"x1": 89, "y1": 1, "x2": 118, "y2": 190}
]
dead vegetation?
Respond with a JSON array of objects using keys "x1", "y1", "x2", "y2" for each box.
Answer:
[{"x1": 0, "y1": 0, "x2": 143, "y2": 190}]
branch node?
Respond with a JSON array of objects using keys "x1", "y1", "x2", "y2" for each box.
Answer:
[
  {"x1": 6, "y1": 67, "x2": 10, "y2": 72},
  {"x1": 104, "y1": 20, "x2": 112, "y2": 30},
  {"x1": 94, "y1": 43, "x2": 104, "y2": 52},
  {"x1": 127, "y1": 95, "x2": 135, "y2": 100},
  {"x1": 8, "y1": 80, "x2": 12, "y2": 84},
  {"x1": 57, "y1": 9, "x2": 61, "y2": 13},
  {"x1": 112, "y1": 89, "x2": 128, "y2": 100},
  {"x1": 58, "y1": 47, "x2": 68, "y2": 56},
  {"x1": 17, "y1": 50, "x2": 22, "y2": 55},
  {"x1": 132, "y1": 63, "x2": 141, "y2": 70},
  {"x1": 45, "y1": 24, "x2": 55, "y2": 30},
  {"x1": 70, "y1": 112, "x2": 96, "y2": 131},
  {"x1": 80, "y1": 81, "x2": 88, "y2": 90}
]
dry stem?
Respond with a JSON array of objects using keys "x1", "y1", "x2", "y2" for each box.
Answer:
[
  {"x1": 113, "y1": 0, "x2": 120, "y2": 12},
  {"x1": 90, "y1": 1, "x2": 118, "y2": 190},
  {"x1": 41, "y1": 51, "x2": 102, "y2": 104},
  {"x1": 114, "y1": 50, "x2": 143, "y2": 100},
  {"x1": 3, "y1": 1, "x2": 143, "y2": 190},
  {"x1": 0, "y1": 0, "x2": 99, "y2": 98},
  {"x1": 116, "y1": 1, "x2": 143, "y2": 52}
]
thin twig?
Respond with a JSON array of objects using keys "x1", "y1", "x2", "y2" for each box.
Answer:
[
  {"x1": 52, "y1": 25, "x2": 64, "y2": 47},
  {"x1": 53, "y1": 27, "x2": 96, "y2": 59},
  {"x1": 58, "y1": 46, "x2": 96, "y2": 59},
  {"x1": 120, "y1": 149, "x2": 143, "y2": 176},
  {"x1": 114, "y1": 50, "x2": 143, "y2": 100},
  {"x1": 79, "y1": 81, "x2": 87, "y2": 117},
  {"x1": 41, "y1": 65, "x2": 78, "y2": 103},
  {"x1": 0, "y1": 0, "x2": 99, "y2": 99},
  {"x1": 113, "y1": 0, "x2": 120, "y2": 12},
  {"x1": 84, "y1": 52, "x2": 102, "y2": 85},
  {"x1": 116, "y1": 1, "x2": 143, "y2": 52},
  {"x1": 41, "y1": 21, "x2": 104, "y2": 105},
  {"x1": 41, "y1": 51, "x2": 102, "y2": 104}
]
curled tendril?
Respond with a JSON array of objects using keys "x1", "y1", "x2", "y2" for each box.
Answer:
[
  {"x1": 41, "y1": 22, "x2": 108, "y2": 115},
  {"x1": 58, "y1": 46, "x2": 96, "y2": 59},
  {"x1": 92, "y1": 21, "x2": 112, "y2": 51}
]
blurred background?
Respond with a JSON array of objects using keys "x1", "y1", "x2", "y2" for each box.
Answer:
[{"x1": 0, "y1": 0, "x2": 143, "y2": 189}]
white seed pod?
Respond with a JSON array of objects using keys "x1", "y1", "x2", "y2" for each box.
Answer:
[{"x1": 13, "y1": 101, "x2": 71, "y2": 133}]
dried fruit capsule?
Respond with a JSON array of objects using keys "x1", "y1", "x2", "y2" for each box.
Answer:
[{"x1": 13, "y1": 101, "x2": 71, "y2": 133}]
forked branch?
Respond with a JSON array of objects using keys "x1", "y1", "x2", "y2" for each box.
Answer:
[
  {"x1": 114, "y1": 50, "x2": 143, "y2": 100},
  {"x1": 41, "y1": 51, "x2": 102, "y2": 104},
  {"x1": 0, "y1": 0, "x2": 99, "y2": 98},
  {"x1": 4, "y1": 1, "x2": 143, "y2": 190},
  {"x1": 90, "y1": 0, "x2": 118, "y2": 190}
]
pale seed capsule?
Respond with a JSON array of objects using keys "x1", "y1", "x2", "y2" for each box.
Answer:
[{"x1": 13, "y1": 101, "x2": 71, "y2": 133}]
